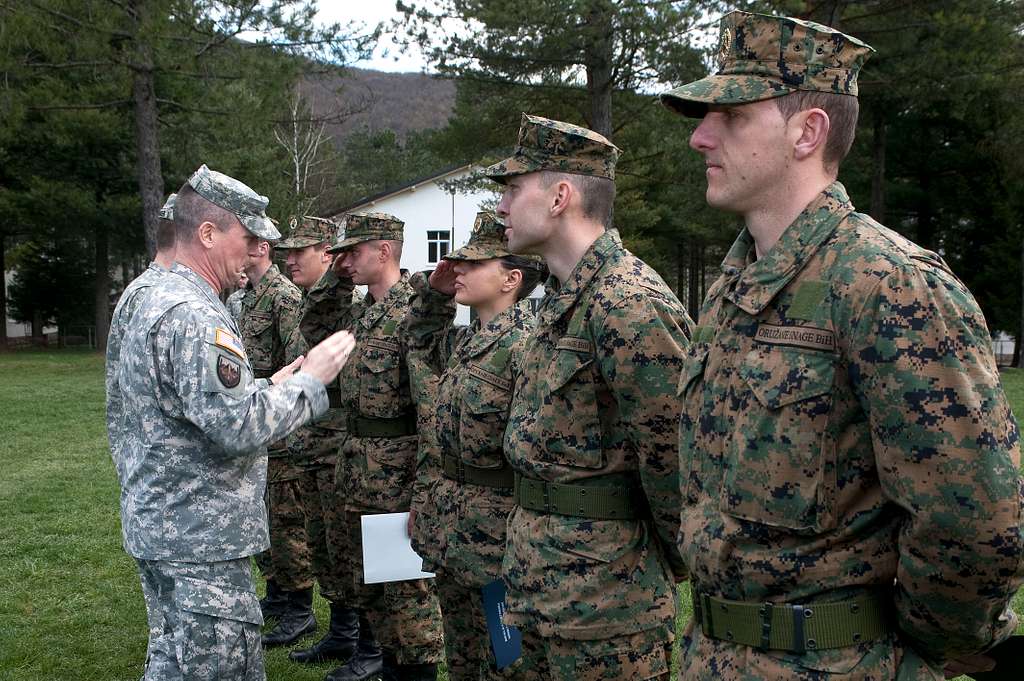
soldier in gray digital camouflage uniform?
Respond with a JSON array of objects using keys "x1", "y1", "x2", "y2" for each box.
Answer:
[
  {"x1": 661, "y1": 11, "x2": 1024, "y2": 680},
  {"x1": 110, "y1": 164, "x2": 356, "y2": 681},
  {"x1": 106, "y1": 192, "x2": 177, "y2": 488},
  {"x1": 489, "y1": 115, "x2": 693, "y2": 680}
]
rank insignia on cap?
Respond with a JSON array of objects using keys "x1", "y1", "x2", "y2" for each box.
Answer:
[
  {"x1": 216, "y1": 355, "x2": 241, "y2": 388},
  {"x1": 215, "y1": 328, "x2": 245, "y2": 360}
]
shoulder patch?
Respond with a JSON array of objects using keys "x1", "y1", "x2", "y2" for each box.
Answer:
[
  {"x1": 555, "y1": 336, "x2": 593, "y2": 354},
  {"x1": 215, "y1": 328, "x2": 246, "y2": 359},
  {"x1": 216, "y1": 354, "x2": 242, "y2": 388}
]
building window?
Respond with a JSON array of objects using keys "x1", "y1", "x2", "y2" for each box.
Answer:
[{"x1": 427, "y1": 230, "x2": 451, "y2": 263}]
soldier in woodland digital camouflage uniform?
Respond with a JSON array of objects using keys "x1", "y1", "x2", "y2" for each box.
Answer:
[
  {"x1": 110, "y1": 164, "x2": 356, "y2": 681},
  {"x1": 107, "y1": 192, "x2": 177, "y2": 487},
  {"x1": 277, "y1": 216, "x2": 368, "y2": 668},
  {"x1": 488, "y1": 115, "x2": 693, "y2": 680},
  {"x1": 310, "y1": 211, "x2": 445, "y2": 681},
  {"x1": 660, "y1": 11, "x2": 1024, "y2": 680},
  {"x1": 235, "y1": 232, "x2": 317, "y2": 647},
  {"x1": 404, "y1": 211, "x2": 545, "y2": 681}
]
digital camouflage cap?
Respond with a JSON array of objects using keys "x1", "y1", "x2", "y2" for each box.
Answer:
[
  {"x1": 444, "y1": 211, "x2": 544, "y2": 268},
  {"x1": 327, "y1": 211, "x2": 404, "y2": 253},
  {"x1": 187, "y1": 164, "x2": 281, "y2": 240},
  {"x1": 276, "y1": 215, "x2": 337, "y2": 250},
  {"x1": 483, "y1": 113, "x2": 620, "y2": 183},
  {"x1": 660, "y1": 11, "x2": 874, "y2": 118},
  {"x1": 158, "y1": 193, "x2": 177, "y2": 221}
]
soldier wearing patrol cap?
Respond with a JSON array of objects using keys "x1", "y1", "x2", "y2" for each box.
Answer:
[
  {"x1": 304, "y1": 211, "x2": 444, "y2": 681},
  {"x1": 110, "y1": 164, "x2": 356, "y2": 680},
  {"x1": 404, "y1": 211, "x2": 546, "y2": 680},
  {"x1": 277, "y1": 216, "x2": 369, "y2": 667},
  {"x1": 488, "y1": 114, "x2": 693, "y2": 679},
  {"x1": 661, "y1": 11, "x2": 1024, "y2": 680}
]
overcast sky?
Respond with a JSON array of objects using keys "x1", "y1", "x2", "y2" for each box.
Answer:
[{"x1": 318, "y1": 2, "x2": 433, "y2": 73}]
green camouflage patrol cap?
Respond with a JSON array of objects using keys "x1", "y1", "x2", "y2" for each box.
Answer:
[
  {"x1": 187, "y1": 164, "x2": 281, "y2": 240},
  {"x1": 445, "y1": 211, "x2": 544, "y2": 267},
  {"x1": 158, "y1": 193, "x2": 177, "y2": 221},
  {"x1": 660, "y1": 11, "x2": 874, "y2": 118},
  {"x1": 483, "y1": 113, "x2": 620, "y2": 183},
  {"x1": 327, "y1": 211, "x2": 404, "y2": 253},
  {"x1": 276, "y1": 215, "x2": 337, "y2": 250}
]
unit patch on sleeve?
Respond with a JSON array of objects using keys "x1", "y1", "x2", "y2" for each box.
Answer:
[{"x1": 216, "y1": 354, "x2": 242, "y2": 388}]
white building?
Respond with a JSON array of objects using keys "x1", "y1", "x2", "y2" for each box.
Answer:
[{"x1": 329, "y1": 163, "x2": 503, "y2": 324}]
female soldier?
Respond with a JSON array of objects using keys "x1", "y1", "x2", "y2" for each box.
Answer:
[{"x1": 405, "y1": 211, "x2": 545, "y2": 680}]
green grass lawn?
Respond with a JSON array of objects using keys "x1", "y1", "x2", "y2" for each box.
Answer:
[{"x1": 0, "y1": 350, "x2": 1020, "y2": 680}]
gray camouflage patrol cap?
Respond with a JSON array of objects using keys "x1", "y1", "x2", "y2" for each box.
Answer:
[
  {"x1": 158, "y1": 193, "x2": 177, "y2": 221},
  {"x1": 187, "y1": 164, "x2": 281, "y2": 240},
  {"x1": 328, "y1": 212, "x2": 404, "y2": 253},
  {"x1": 483, "y1": 113, "x2": 620, "y2": 183},
  {"x1": 445, "y1": 211, "x2": 543, "y2": 268},
  {"x1": 660, "y1": 11, "x2": 874, "y2": 118},
  {"x1": 276, "y1": 215, "x2": 337, "y2": 250}
]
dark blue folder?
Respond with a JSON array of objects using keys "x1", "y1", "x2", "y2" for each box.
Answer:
[{"x1": 481, "y1": 578, "x2": 522, "y2": 670}]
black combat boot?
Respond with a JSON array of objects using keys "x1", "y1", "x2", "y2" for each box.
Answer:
[
  {"x1": 289, "y1": 603, "x2": 359, "y2": 664},
  {"x1": 394, "y1": 663, "x2": 437, "y2": 681},
  {"x1": 262, "y1": 588, "x2": 317, "y2": 647},
  {"x1": 259, "y1": 579, "x2": 288, "y2": 620},
  {"x1": 324, "y1": 611, "x2": 383, "y2": 681}
]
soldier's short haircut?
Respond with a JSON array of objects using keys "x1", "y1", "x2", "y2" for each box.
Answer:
[
  {"x1": 173, "y1": 185, "x2": 242, "y2": 240},
  {"x1": 538, "y1": 171, "x2": 615, "y2": 228},
  {"x1": 774, "y1": 92, "x2": 859, "y2": 173},
  {"x1": 385, "y1": 239, "x2": 403, "y2": 263},
  {"x1": 155, "y1": 219, "x2": 176, "y2": 252},
  {"x1": 500, "y1": 255, "x2": 548, "y2": 301}
]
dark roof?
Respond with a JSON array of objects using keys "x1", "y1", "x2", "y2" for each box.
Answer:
[{"x1": 326, "y1": 162, "x2": 474, "y2": 217}]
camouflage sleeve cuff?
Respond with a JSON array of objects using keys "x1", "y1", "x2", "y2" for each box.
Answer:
[
  {"x1": 291, "y1": 370, "x2": 328, "y2": 418},
  {"x1": 255, "y1": 378, "x2": 271, "y2": 390}
]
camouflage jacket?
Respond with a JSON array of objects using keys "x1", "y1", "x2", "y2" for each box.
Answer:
[
  {"x1": 321, "y1": 270, "x2": 421, "y2": 512},
  {"x1": 503, "y1": 230, "x2": 692, "y2": 640},
  {"x1": 225, "y1": 288, "x2": 245, "y2": 322},
  {"x1": 677, "y1": 182, "x2": 1024, "y2": 674},
  {"x1": 405, "y1": 272, "x2": 530, "y2": 587},
  {"x1": 106, "y1": 262, "x2": 166, "y2": 486},
  {"x1": 238, "y1": 265, "x2": 304, "y2": 461},
  {"x1": 114, "y1": 263, "x2": 327, "y2": 562}
]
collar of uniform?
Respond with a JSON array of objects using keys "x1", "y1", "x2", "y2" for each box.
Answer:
[
  {"x1": 537, "y1": 229, "x2": 619, "y2": 325},
  {"x1": 170, "y1": 262, "x2": 223, "y2": 309},
  {"x1": 248, "y1": 263, "x2": 281, "y2": 304},
  {"x1": 725, "y1": 182, "x2": 852, "y2": 315},
  {"x1": 459, "y1": 298, "x2": 532, "y2": 359},
  {"x1": 359, "y1": 270, "x2": 412, "y2": 329},
  {"x1": 148, "y1": 261, "x2": 167, "y2": 273}
]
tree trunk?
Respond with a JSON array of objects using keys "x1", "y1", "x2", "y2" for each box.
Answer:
[
  {"x1": 870, "y1": 109, "x2": 887, "y2": 223},
  {"x1": 0, "y1": 231, "x2": 7, "y2": 350},
  {"x1": 675, "y1": 239, "x2": 686, "y2": 304},
  {"x1": 94, "y1": 223, "x2": 110, "y2": 352},
  {"x1": 583, "y1": 1, "x2": 614, "y2": 138},
  {"x1": 1017, "y1": 236, "x2": 1024, "y2": 368},
  {"x1": 687, "y1": 238, "x2": 701, "y2": 320},
  {"x1": 130, "y1": 4, "x2": 163, "y2": 259}
]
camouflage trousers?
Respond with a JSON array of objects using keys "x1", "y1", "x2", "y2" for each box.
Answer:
[
  {"x1": 253, "y1": 455, "x2": 312, "y2": 591},
  {"x1": 677, "y1": 620, "x2": 944, "y2": 680},
  {"x1": 436, "y1": 574, "x2": 528, "y2": 681},
  {"x1": 334, "y1": 506, "x2": 445, "y2": 665},
  {"x1": 514, "y1": 625, "x2": 672, "y2": 681},
  {"x1": 295, "y1": 451, "x2": 357, "y2": 604},
  {"x1": 135, "y1": 556, "x2": 264, "y2": 681}
]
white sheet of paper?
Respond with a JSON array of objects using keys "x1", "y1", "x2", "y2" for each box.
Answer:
[{"x1": 360, "y1": 512, "x2": 436, "y2": 584}]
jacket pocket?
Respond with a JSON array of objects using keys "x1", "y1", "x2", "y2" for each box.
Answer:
[
  {"x1": 458, "y1": 365, "x2": 512, "y2": 469},
  {"x1": 719, "y1": 346, "x2": 838, "y2": 531},
  {"x1": 541, "y1": 350, "x2": 603, "y2": 469},
  {"x1": 359, "y1": 341, "x2": 403, "y2": 418},
  {"x1": 678, "y1": 342, "x2": 711, "y2": 503}
]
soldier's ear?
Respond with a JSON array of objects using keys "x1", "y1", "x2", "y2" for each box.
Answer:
[
  {"x1": 792, "y1": 108, "x2": 830, "y2": 164},
  {"x1": 197, "y1": 221, "x2": 216, "y2": 250},
  {"x1": 502, "y1": 267, "x2": 523, "y2": 293},
  {"x1": 549, "y1": 178, "x2": 573, "y2": 219}
]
